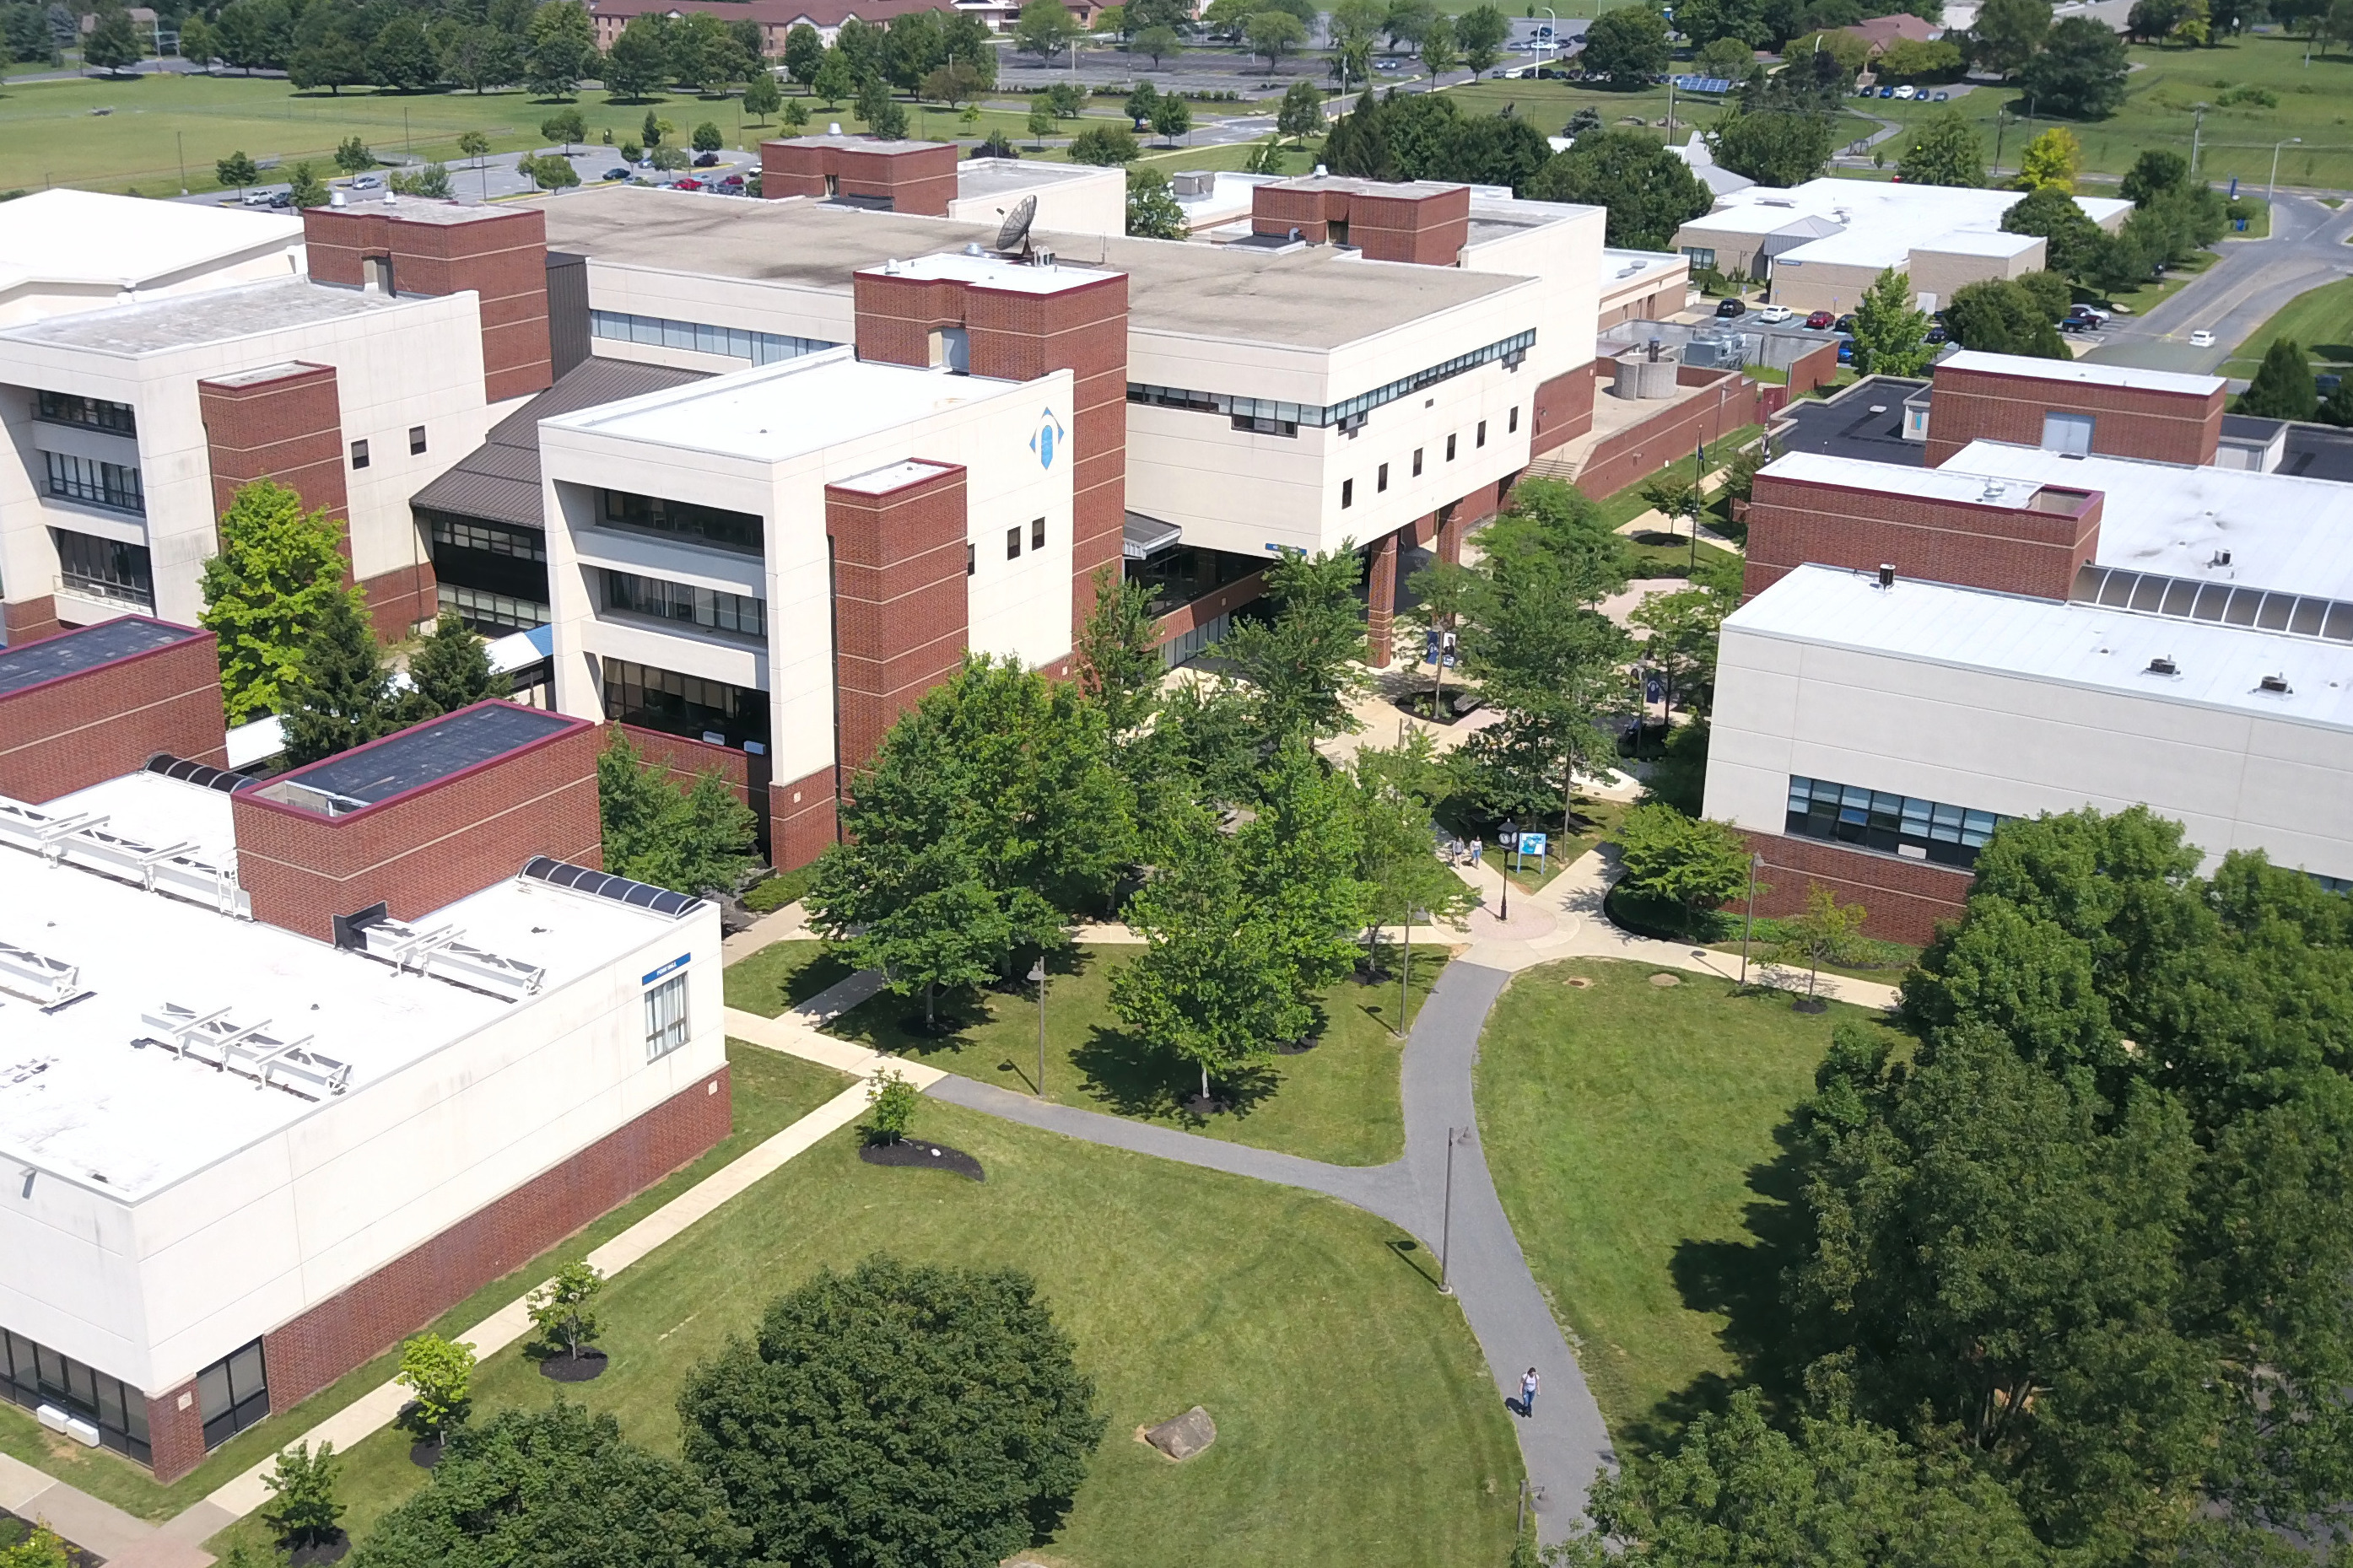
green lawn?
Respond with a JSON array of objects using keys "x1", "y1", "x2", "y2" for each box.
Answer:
[
  {"x1": 2221, "y1": 272, "x2": 2353, "y2": 374},
  {"x1": 823, "y1": 941, "x2": 1438, "y2": 1166},
  {"x1": 212, "y1": 1102, "x2": 1520, "y2": 1568},
  {"x1": 0, "y1": 1042, "x2": 847, "y2": 1523},
  {"x1": 722, "y1": 937, "x2": 857, "y2": 1016},
  {"x1": 1476, "y1": 959, "x2": 1897, "y2": 1451}
]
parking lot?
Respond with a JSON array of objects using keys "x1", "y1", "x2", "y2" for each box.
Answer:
[{"x1": 174, "y1": 143, "x2": 762, "y2": 210}]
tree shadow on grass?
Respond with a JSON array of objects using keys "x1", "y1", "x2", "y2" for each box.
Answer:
[
  {"x1": 1630, "y1": 1118, "x2": 1820, "y2": 1456},
  {"x1": 1067, "y1": 1014, "x2": 1303, "y2": 1129}
]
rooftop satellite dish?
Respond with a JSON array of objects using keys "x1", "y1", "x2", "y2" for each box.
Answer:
[{"x1": 996, "y1": 194, "x2": 1038, "y2": 256}]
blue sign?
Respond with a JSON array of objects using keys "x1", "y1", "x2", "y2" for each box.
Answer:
[
  {"x1": 1030, "y1": 407, "x2": 1066, "y2": 469},
  {"x1": 642, "y1": 952, "x2": 690, "y2": 986},
  {"x1": 1517, "y1": 832, "x2": 1548, "y2": 859}
]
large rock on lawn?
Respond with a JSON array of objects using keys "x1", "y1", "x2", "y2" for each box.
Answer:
[{"x1": 1144, "y1": 1405, "x2": 1217, "y2": 1462}]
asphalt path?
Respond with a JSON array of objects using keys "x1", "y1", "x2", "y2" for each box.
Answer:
[{"x1": 2088, "y1": 191, "x2": 2353, "y2": 374}]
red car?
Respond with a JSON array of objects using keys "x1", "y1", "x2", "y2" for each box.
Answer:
[
  {"x1": 672, "y1": 177, "x2": 704, "y2": 191},
  {"x1": 1805, "y1": 310, "x2": 1835, "y2": 331}
]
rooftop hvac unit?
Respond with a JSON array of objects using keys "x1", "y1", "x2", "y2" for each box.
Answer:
[
  {"x1": 0, "y1": 939, "x2": 89, "y2": 1010},
  {"x1": 358, "y1": 915, "x2": 548, "y2": 1000},
  {"x1": 138, "y1": 1002, "x2": 353, "y2": 1099}
]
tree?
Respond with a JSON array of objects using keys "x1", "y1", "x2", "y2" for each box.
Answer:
[
  {"x1": 1074, "y1": 566, "x2": 1164, "y2": 752},
  {"x1": 1276, "y1": 78, "x2": 1324, "y2": 141},
  {"x1": 279, "y1": 588, "x2": 397, "y2": 767},
  {"x1": 1767, "y1": 881, "x2": 1868, "y2": 997},
  {"x1": 391, "y1": 162, "x2": 454, "y2": 197},
  {"x1": 1707, "y1": 105, "x2": 1834, "y2": 186},
  {"x1": 1526, "y1": 128, "x2": 1711, "y2": 250},
  {"x1": 2000, "y1": 183, "x2": 2104, "y2": 279},
  {"x1": 1122, "y1": 77, "x2": 1159, "y2": 128},
  {"x1": 289, "y1": 28, "x2": 365, "y2": 94},
  {"x1": 1027, "y1": 99, "x2": 1055, "y2": 144},
  {"x1": 1012, "y1": 0, "x2": 1078, "y2": 57},
  {"x1": 1125, "y1": 164, "x2": 1187, "y2": 237},
  {"x1": 259, "y1": 1441, "x2": 343, "y2": 1551},
  {"x1": 1418, "y1": 13, "x2": 1457, "y2": 74},
  {"x1": 1630, "y1": 585, "x2": 1727, "y2": 724},
  {"x1": 1877, "y1": 34, "x2": 1962, "y2": 80},
  {"x1": 1400, "y1": 558, "x2": 1472, "y2": 720},
  {"x1": 1151, "y1": 94, "x2": 1191, "y2": 144},
  {"x1": 1216, "y1": 546, "x2": 1370, "y2": 747},
  {"x1": 520, "y1": 151, "x2": 581, "y2": 188},
  {"x1": 1045, "y1": 78, "x2": 1085, "y2": 117},
  {"x1": 456, "y1": 129, "x2": 491, "y2": 167},
  {"x1": 526, "y1": 1261, "x2": 606, "y2": 1362},
  {"x1": 333, "y1": 135, "x2": 373, "y2": 174},
  {"x1": 1135, "y1": 21, "x2": 1180, "y2": 63},
  {"x1": 1068, "y1": 122, "x2": 1140, "y2": 164},
  {"x1": 395, "y1": 1334, "x2": 476, "y2": 1445},
  {"x1": 215, "y1": 148, "x2": 260, "y2": 189},
  {"x1": 368, "y1": 15, "x2": 439, "y2": 90},
  {"x1": 406, "y1": 612, "x2": 504, "y2": 718},
  {"x1": 1575, "y1": 2, "x2": 1667, "y2": 83},
  {"x1": 920, "y1": 58, "x2": 983, "y2": 103},
  {"x1": 82, "y1": 3, "x2": 139, "y2": 71},
  {"x1": 526, "y1": 0, "x2": 596, "y2": 97},
  {"x1": 1968, "y1": 0, "x2": 2048, "y2": 74},
  {"x1": 595, "y1": 729, "x2": 758, "y2": 896},
  {"x1": 277, "y1": 159, "x2": 327, "y2": 207},
  {"x1": 1244, "y1": 8, "x2": 1306, "y2": 66},
  {"x1": 532, "y1": 108, "x2": 580, "y2": 154},
  {"x1": 1384, "y1": 0, "x2": 1438, "y2": 49},
  {"x1": 734, "y1": 69, "x2": 778, "y2": 122},
  {"x1": 2018, "y1": 13, "x2": 2127, "y2": 118},
  {"x1": 353, "y1": 1402, "x2": 750, "y2": 1568},
  {"x1": 2119, "y1": 147, "x2": 2187, "y2": 206},
  {"x1": 1898, "y1": 107, "x2": 1983, "y2": 186},
  {"x1": 780, "y1": 20, "x2": 822, "y2": 84},
  {"x1": 1615, "y1": 802, "x2": 1751, "y2": 936},
  {"x1": 200, "y1": 480, "x2": 356, "y2": 725},
  {"x1": 863, "y1": 1064, "x2": 920, "y2": 1141},
  {"x1": 2015, "y1": 125, "x2": 2081, "y2": 191},
  {"x1": 179, "y1": 13, "x2": 217, "y2": 67},
  {"x1": 1351, "y1": 735, "x2": 1475, "y2": 993},
  {"x1": 688, "y1": 119, "x2": 720, "y2": 153},
  {"x1": 810, "y1": 43, "x2": 853, "y2": 104},
  {"x1": 1453, "y1": 0, "x2": 1509, "y2": 74},
  {"x1": 1694, "y1": 34, "x2": 1757, "y2": 79},
  {"x1": 602, "y1": 13, "x2": 669, "y2": 99},
  {"x1": 2237, "y1": 336, "x2": 2317, "y2": 419},
  {"x1": 677, "y1": 1256, "x2": 1104, "y2": 1568},
  {"x1": 855, "y1": 77, "x2": 907, "y2": 137},
  {"x1": 1848, "y1": 265, "x2": 1933, "y2": 376}
]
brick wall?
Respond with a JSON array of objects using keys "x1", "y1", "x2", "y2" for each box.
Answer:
[
  {"x1": 1150, "y1": 568, "x2": 1268, "y2": 651},
  {"x1": 302, "y1": 206, "x2": 553, "y2": 402},
  {"x1": 233, "y1": 706, "x2": 602, "y2": 941},
  {"x1": 760, "y1": 140, "x2": 958, "y2": 215},
  {"x1": 1366, "y1": 527, "x2": 1400, "y2": 665},
  {"x1": 143, "y1": 1064, "x2": 732, "y2": 1481},
  {"x1": 1573, "y1": 370, "x2": 1765, "y2": 501},
  {"x1": 1785, "y1": 338, "x2": 1841, "y2": 398},
  {"x1": 1531, "y1": 363, "x2": 1597, "y2": 456},
  {"x1": 1924, "y1": 362, "x2": 2223, "y2": 467},
  {"x1": 1, "y1": 597, "x2": 62, "y2": 646},
  {"x1": 358, "y1": 563, "x2": 439, "y2": 644},
  {"x1": 197, "y1": 364, "x2": 349, "y2": 536},
  {"x1": 770, "y1": 762, "x2": 838, "y2": 871},
  {"x1": 1739, "y1": 829, "x2": 1972, "y2": 946},
  {"x1": 0, "y1": 624, "x2": 227, "y2": 802},
  {"x1": 824, "y1": 465, "x2": 969, "y2": 779},
  {"x1": 1743, "y1": 470, "x2": 2102, "y2": 601},
  {"x1": 619, "y1": 722, "x2": 751, "y2": 803},
  {"x1": 1250, "y1": 182, "x2": 1471, "y2": 265}
]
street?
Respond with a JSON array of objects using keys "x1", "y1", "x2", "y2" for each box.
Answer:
[{"x1": 2086, "y1": 191, "x2": 2353, "y2": 374}]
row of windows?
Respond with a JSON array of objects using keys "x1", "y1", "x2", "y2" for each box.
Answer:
[
  {"x1": 350, "y1": 427, "x2": 427, "y2": 470},
  {"x1": 1127, "y1": 328, "x2": 1535, "y2": 435},
  {"x1": 590, "y1": 309, "x2": 837, "y2": 367},
  {"x1": 603, "y1": 655, "x2": 769, "y2": 750},
  {"x1": 645, "y1": 972, "x2": 689, "y2": 1060},
  {"x1": 0, "y1": 1328, "x2": 153, "y2": 1463},
  {"x1": 53, "y1": 527, "x2": 154, "y2": 606},
  {"x1": 439, "y1": 582, "x2": 549, "y2": 632},
  {"x1": 1785, "y1": 774, "x2": 2005, "y2": 869},
  {"x1": 602, "y1": 489, "x2": 764, "y2": 555},
  {"x1": 45, "y1": 450, "x2": 143, "y2": 515},
  {"x1": 35, "y1": 390, "x2": 137, "y2": 435},
  {"x1": 430, "y1": 515, "x2": 548, "y2": 563},
  {"x1": 1341, "y1": 408, "x2": 1517, "y2": 509},
  {"x1": 605, "y1": 568, "x2": 767, "y2": 639}
]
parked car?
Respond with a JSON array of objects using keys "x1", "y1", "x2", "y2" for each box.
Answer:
[
  {"x1": 672, "y1": 176, "x2": 704, "y2": 191},
  {"x1": 1925, "y1": 323, "x2": 1949, "y2": 344},
  {"x1": 1930, "y1": 89, "x2": 1949, "y2": 100},
  {"x1": 603, "y1": 166, "x2": 631, "y2": 181},
  {"x1": 693, "y1": 151, "x2": 720, "y2": 167},
  {"x1": 1716, "y1": 296, "x2": 1749, "y2": 318},
  {"x1": 239, "y1": 187, "x2": 274, "y2": 205},
  {"x1": 1805, "y1": 309, "x2": 1835, "y2": 330},
  {"x1": 2189, "y1": 328, "x2": 2215, "y2": 348},
  {"x1": 1878, "y1": 84, "x2": 1896, "y2": 97},
  {"x1": 1837, "y1": 337, "x2": 1855, "y2": 364},
  {"x1": 1893, "y1": 84, "x2": 1915, "y2": 99},
  {"x1": 1833, "y1": 313, "x2": 1855, "y2": 334},
  {"x1": 1375, "y1": 57, "x2": 1400, "y2": 70},
  {"x1": 267, "y1": 191, "x2": 292, "y2": 207},
  {"x1": 2067, "y1": 304, "x2": 2110, "y2": 328},
  {"x1": 1756, "y1": 304, "x2": 1794, "y2": 324}
]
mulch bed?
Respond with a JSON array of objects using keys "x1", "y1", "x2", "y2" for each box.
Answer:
[
  {"x1": 1274, "y1": 1036, "x2": 1320, "y2": 1056},
  {"x1": 289, "y1": 1533, "x2": 352, "y2": 1567},
  {"x1": 537, "y1": 1349, "x2": 610, "y2": 1383},
  {"x1": 1182, "y1": 1093, "x2": 1233, "y2": 1118},
  {"x1": 408, "y1": 1437, "x2": 444, "y2": 1469},
  {"x1": 861, "y1": 1139, "x2": 985, "y2": 1181}
]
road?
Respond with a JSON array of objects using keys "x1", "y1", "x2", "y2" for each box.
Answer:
[{"x1": 2087, "y1": 191, "x2": 2353, "y2": 374}]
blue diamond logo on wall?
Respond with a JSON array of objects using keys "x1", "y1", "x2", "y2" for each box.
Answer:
[{"x1": 1030, "y1": 408, "x2": 1066, "y2": 470}]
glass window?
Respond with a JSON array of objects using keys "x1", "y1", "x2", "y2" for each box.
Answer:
[
  {"x1": 438, "y1": 583, "x2": 548, "y2": 632},
  {"x1": 604, "y1": 569, "x2": 765, "y2": 639},
  {"x1": 350, "y1": 439, "x2": 370, "y2": 470},
  {"x1": 2041, "y1": 412, "x2": 2093, "y2": 456},
  {"x1": 1784, "y1": 773, "x2": 2005, "y2": 869},
  {"x1": 645, "y1": 972, "x2": 688, "y2": 1059},
  {"x1": 1341, "y1": 478, "x2": 1353, "y2": 509},
  {"x1": 1446, "y1": 433, "x2": 1457, "y2": 461},
  {"x1": 35, "y1": 391, "x2": 136, "y2": 434},
  {"x1": 53, "y1": 528, "x2": 154, "y2": 606},
  {"x1": 1508, "y1": 406, "x2": 1519, "y2": 434},
  {"x1": 1680, "y1": 245, "x2": 1717, "y2": 270},
  {"x1": 1031, "y1": 516, "x2": 1044, "y2": 550},
  {"x1": 602, "y1": 657, "x2": 769, "y2": 749},
  {"x1": 1006, "y1": 525, "x2": 1022, "y2": 559},
  {"x1": 966, "y1": 542, "x2": 975, "y2": 577},
  {"x1": 1476, "y1": 419, "x2": 1487, "y2": 448},
  {"x1": 429, "y1": 516, "x2": 548, "y2": 562},
  {"x1": 44, "y1": 453, "x2": 143, "y2": 515},
  {"x1": 1122, "y1": 329, "x2": 1535, "y2": 431},
  {"x1": 601, "y1": 490, "x2": 764, "y2": 555},
  {"x1": 1412, "y1": 449, "x2": 1423, "y2": 477},
  {"x1": 196, "y1": 1339, "x2": 268, "y2": 1449},
  {"x1": 408, "y1": 425, "x2": 427, "y2": 455}
]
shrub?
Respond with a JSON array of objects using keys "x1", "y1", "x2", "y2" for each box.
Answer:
[
  {"x1": 865, "y1": 1066, "x2": 920, "y2": 1143},
  {"x1": 1067, "y1": 123, "x2": 1141, "y2": 164},
  {"x1": 395, "y1": 1334, "x2": 476, "y2": 1442},
  {"x1": 260, "y1": 1441, "x2": 343, "y2": 1550}
]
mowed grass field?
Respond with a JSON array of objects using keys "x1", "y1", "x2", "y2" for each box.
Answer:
[
  {"x1": 1476, "y1": 960, "x2": 1899, "y2": 1451},
  {"x1": 2221, "y1": 272, "x2": 2353, "y2": 373},
  {"x1": 203, "y1": 1099, "x2": 1524, "y2": 1568}
]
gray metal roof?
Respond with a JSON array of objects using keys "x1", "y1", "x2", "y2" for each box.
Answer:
[{"x1": 409, "y1": 356, "x2": 709, "y2": 530}]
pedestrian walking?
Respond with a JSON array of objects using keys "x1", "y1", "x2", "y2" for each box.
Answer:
[
  {"x1": 1519, "y1": 1367, "x2": 1539, "y2": 1417},
  {"x1": 1471, "y1": 838, "x2": 1483, "y2": 867}
]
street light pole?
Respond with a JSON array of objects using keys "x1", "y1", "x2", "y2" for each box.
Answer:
[
  {"x1": 1438, "y1": 1126, "x2": 1462, "y2": 1294},
  {"x1": 1738, "y1": 852, "x2": 1763, "y2": 986},
  {"x1": 2190, "y1": 104, "x2": 2208, "y2": 176},
  {"x1": 1028, "y1": 958, "x2": 1048, "y2": 1097},
  {"x1": 2271, "y1": 136, "x2": 2302, "y2": 202}
]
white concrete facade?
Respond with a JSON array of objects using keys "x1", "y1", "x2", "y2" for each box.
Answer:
[
  {"x1": 0, "y1": 279, "x2": 492, "y2": 632},
  {"x1": 537, "y1": 349, "x2": 1074, "y2": 788},
  {"x1": 0, "y1": 191, "x2": 307, "y2": 329}
]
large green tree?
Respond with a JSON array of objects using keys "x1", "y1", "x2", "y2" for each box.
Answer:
[
  {"x1": 1848, "y1": 266, "x2": 1933, "y2": 377},
  {"x1": 2000, "y1": 185, "x2": 2105, "y2": 280},
  {"x1": 1576, "y1": 2, "x2": 1670, "y2": 84},
  {"x1": 2016, "y1": 14, "x2": 2128, "y2": 118},
  {"x1": 1215, "y1": 545, "x2": 1372, "y2": 748},
  {"x1": 677, "y1": 1256, "x2": 1104, "y2": 1568},
  {"x1": 596, "y1": 729, "x2": 759, "y2": 897},
  {"x1": 1706, "y1": 105, "x2": 1834, "y2": 187},
  {"x1": 279, "y1": 587, "x2": 398, "y2": 767},
  {"x1": 2237, "y1": 336, "x2": 2317, "y2": 420},
  {"x1": 1614, "y1": 802, "x2": 1751, "y2": 936},
  {"x1": 1526, "y1": 129, "x2": 1712, "y2": 248},
  {"x1": 1968, "y1": 0, "x2": 2050, "y2": 74},
  {"x1": 1897, "y1": 107, "x2": 1984, "y2": 186},
  {"x1": 200, "y1": 479, "x2": 359, "y2": 725},
  {"x1": 525, "y1": 0, "x2": 596, "y2": 97},
  {"x1": 1944, "y1": 275, "x2": 2070, "y2": 358},
  {"x1": 405, "y1": 612, "x2": 506, "y2": 719}
]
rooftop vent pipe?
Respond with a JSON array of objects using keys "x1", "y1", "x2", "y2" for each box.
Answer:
[{"x1": 1877, "y1": 563, "x2": 1896, "y2": 590}]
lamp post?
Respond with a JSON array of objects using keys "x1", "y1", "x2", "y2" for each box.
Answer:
[
  {"x1": 2270, "y1": 136, "x2": 2302, "y2": 202},
  {"x1": 1737, "y1": 851, "x2": 1763, "y2": 986},
  {"x1": 1438, "y1": 1125, "x2": 1465, "y2": 1293},
  {"x1": 1497, "y1": 816, "x2": 1518, "y2": 924},
  {"x1": 1028, "y1": 957, "x2": 1048, "y2": 1097}
]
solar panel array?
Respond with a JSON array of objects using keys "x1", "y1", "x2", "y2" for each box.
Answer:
[
  {"x1": 1669, "y1": 74, "x2": 1735, "y2": 93},
  {"x1": 521, "y1": 856, "x2": 703, "y2": 918}
]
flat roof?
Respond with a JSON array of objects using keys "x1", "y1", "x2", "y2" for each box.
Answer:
[
  {"x1": 1949, "y1": 439, "x2": 2353, "y2": 601},
  {"x1": 0, "y1": 773, "x2": 697, "y2": 1200},
  {"x1": 1762, "y1": 449, "x2": 2082, "y2": 510},
  {"x1": 832, "y1": 458, "x2": 954, "y2": 495},
  {"x1": 542, "y1": 346, "x2": 1025, "y2": 461},
  {"x1": 1766, "y1": 375, "x2": 1929, "y2": 467},
  {"x1": 320, "y1": 193, "x2": 537, "y2": 226},
  {"x1": 0, "y1": 617, "x2": 197, "y2": 699},
  {"x1": 252, "y1": 703, "x2": 580, "y2": 814},
  {"x1": 1730, "y1": 563, "x2": 2353, "y2": 734},
  {"x1": 1939, "y1": 349, "x2": 2224, "y2": 397},
  {"x1": 954, "y1": 159, "x2": 1104, "y2": 200},
  {"x1": 864, "y1": 249, "x2": 1106, "y2": 296},
  {"x1": 766, "y1": 133, "x2": 945, "y2": 154},
  {"x1": 0, "y1": 191, "x2": 301, "y2": 295},
  {"x1": 0, "y1": 277, "x2": 414, "y2": 357},
  {"x1": 527, "y1": 184, "x2": 1522, "y2": 351}
]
